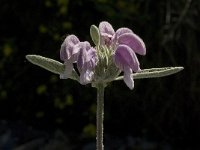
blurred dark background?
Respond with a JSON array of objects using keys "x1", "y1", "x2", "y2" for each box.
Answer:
[{"x1": 0, "y1": 0, "x2": 199, "y2": 149}]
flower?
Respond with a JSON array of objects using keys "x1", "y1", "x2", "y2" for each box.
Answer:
[
  {"x1": 76, "y1": 41, "x2": 97, "y2": 84},
  {"x1": 60, "y1": 35, "x2": 97, "y2": 84},
  {"x1": 98, "y1": 21, "x2": 146, "y2": 89},
  {"x1": 60, "y1": 21, "x2": 146, "y2": 89},
  {"x1": 60, "y1": 35, "x2": 80, "y2": 79}
]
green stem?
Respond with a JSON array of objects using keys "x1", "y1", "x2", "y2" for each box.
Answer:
[{"x1": 96, "y1": 83, "x2": 105, "y2": 150}]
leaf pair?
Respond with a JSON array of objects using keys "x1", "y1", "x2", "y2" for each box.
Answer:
[{"x1": 26, "y1": 55, "x2": 183, "y2": 81}]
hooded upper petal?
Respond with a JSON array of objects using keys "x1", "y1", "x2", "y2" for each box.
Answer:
[
  {"x1": 77, "y1": 42, "x2": 97, "y2": 84},
  {"x1": 114, "y1": 44, "x2": 140, "y2": 72},
  {"x1": 76, "y1": 42, "x2": 96, "y2": 70},
  {"x1": 118, "y1": 33, "x2": 146, "y2": 55},
  {"x1": 114, "y1": 44, "x2": 140, "y2": 89},
  {"x1": 99, "y1": 21, "x2": 115, "y2": 46},
  {"x1": 60, "y1": 35, "x2": 80, "y2": 61},
  {"x1": 99, "y1": 21, "x2": 115, "y2": 37},
  {"x1": 113, "y1": 27, "x2": 133, "y2": 43},
  {"x1": 60, "y1": 35, "x2": 80, "y2": 79}
]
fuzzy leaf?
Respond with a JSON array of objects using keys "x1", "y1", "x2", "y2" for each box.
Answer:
[
  {"x1": 26, "y1": 55, "x2": 65, "y2": 74},
  {"x1": 90, "y1": 25, "x2": 100, "y2": 46},
  {"x1": 115, "y1": 67, "x2": 184, "y2": 80},
  {"x1": 26, "y1": 55, "x2": 80, "y2": 81}
]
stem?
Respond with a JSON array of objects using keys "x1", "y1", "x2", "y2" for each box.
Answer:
[{"x1": 96, "y1": 83, "x2": 105, "y2": 150}]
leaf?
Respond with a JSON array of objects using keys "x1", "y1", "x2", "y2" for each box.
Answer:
[
  {"x1": 115, "y1": 67, "x2": 184, "y2": 80},
  {"x1": 26, "y1": 55, "x2": 80, "y2": 81},
  {"x1": 26, "y1": 55, "x2": 184, "y2": 83},
  {"x1": 90, "y1": 25, "x2": 100, "y2": 46},
  {"x1": 26, "y1": 55, "x2": 65, "y2": 74}
]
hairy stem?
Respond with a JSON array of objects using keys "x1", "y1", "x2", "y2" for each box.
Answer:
[{"x1": 96, "y1": 83, "x2": 105, "y2": 150}]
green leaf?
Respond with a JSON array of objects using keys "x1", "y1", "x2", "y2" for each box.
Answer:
[
  {"x1": 26, "y1": 55, "x2": 65, "y2": 74},
  {"x1": 90, "y1": 25, "x2": 100, "y2": 46},
  {"x1": 26, "y1": 55, "x2": 80, "y2": 81},
  {"x1": 115, "y1": 67, "x2": 184, "y2": 80}
]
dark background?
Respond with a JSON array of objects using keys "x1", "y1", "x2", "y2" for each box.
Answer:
[{"x1": 0, "y1": 0, "x2": 199, "y2": 149}]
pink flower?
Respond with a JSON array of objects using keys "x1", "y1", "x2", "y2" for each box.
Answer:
[
  {"x1": 76, "y1": 42, "x2": 97, "y2": 84},
  {"x1": 99, "y1": 21, "x2": 146, "y2": 89},
  {"x1": 60, "y1": 35, "x2": 80, "y2": 79},
  {"x1": 60, "y1": 35, "x2": 97, "y2": 84},
  {"x1": 60, "y1": 21, "x2": 146, "y2": 89}
]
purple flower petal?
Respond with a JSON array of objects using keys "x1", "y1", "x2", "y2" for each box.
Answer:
[
  {"x1": 60, "y1": 35, "x2": 80, "y2": 61},
  {"x1": 77, "y1": 42, "x2": 93, "y2": 70},
  {"x1": 113, "y1": 28, "x2": 133, "y2": 42},
  {"x1": 99, "y1": 21, "x2": 115, "y2": 46},
  {"x1": 99, "y1": 21, "x2": 115, "y2": 37},
  {"x1": 60, "y1": 35, "x2": 80, "y2": 79},
  {"x1": 118, "y1": 33, "x2": 146, "y2": 55},
  {"x1": 80, "y1": 69, "x2": 94, "y2": 85},
  {"x1": 114, "y1": 44, "x2": 140, "y2": 72},
  {"x1": 123, "y1": 66, "x2": 134, "y2": 89},
  {"x1": 60, "y1": 60, "x2": 73, "y2": 79},
  {"x1": 77, "y1": 42, "x2": 97, "y2": 84}
]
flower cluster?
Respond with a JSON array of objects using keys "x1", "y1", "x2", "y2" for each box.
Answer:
[
  {"x1": 60, "y1": 36, "x2": 98, "y2": 84},
  {"x1": 60, "y1": 21, "x2": 146, "y2": 89}
]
